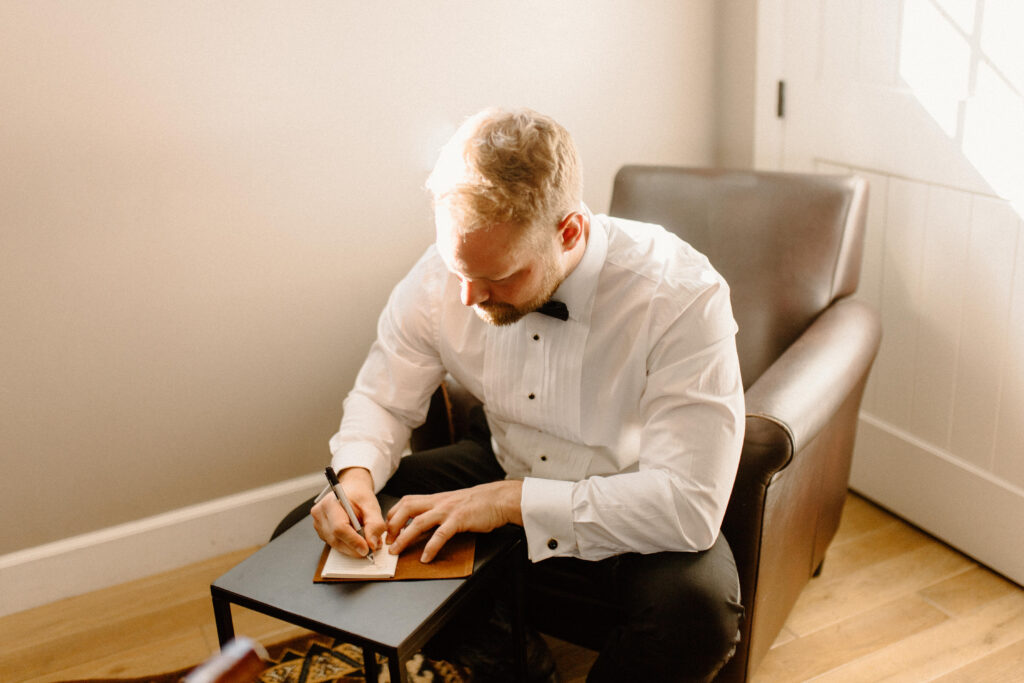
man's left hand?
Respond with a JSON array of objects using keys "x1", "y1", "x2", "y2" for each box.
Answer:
[{"x1": 385, "y1": 480, "x2": 524, "y2": 563}]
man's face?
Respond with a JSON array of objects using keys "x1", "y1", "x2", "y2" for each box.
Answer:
[{"x1": 435, "y1": 209, "x2": 564, "y2": 326}]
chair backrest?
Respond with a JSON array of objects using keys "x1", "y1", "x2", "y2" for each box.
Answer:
[{"x1": 609, "y1": 166, "x2": 869, "y2": 389}]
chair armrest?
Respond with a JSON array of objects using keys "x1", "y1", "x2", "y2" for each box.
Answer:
[{"x1": 741, "y1": 296, "x2": 881, "y2": 480}]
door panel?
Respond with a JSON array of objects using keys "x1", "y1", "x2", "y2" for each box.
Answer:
[{"x1": 755, "y1": 0, "x2": 1024, "y2": 585}]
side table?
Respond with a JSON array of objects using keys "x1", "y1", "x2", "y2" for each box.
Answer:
[{"x1": 209, "y1": 520, "x2": 525, "y2": 682}]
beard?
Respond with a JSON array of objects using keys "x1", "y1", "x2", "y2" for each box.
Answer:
[{"x1": 473, "y1": 264, "x2": 564, "y2": 327}]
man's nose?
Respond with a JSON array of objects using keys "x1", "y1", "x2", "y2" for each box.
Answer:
[{"x1": 460, "y1": 279, "x2": 489, "y2": 307}]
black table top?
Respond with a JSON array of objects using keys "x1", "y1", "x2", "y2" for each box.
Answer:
[{"x1": 211, "y1": 515, "x2": 522, "y2": 655}]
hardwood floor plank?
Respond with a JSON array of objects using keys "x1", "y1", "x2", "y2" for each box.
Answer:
[
  {"x1": 814, "y1": 518, "x2": 932, "y2": 581},
  {"x1": 223, "y1": 605, "x2": 315, "y2": 645},
  {"x1": 918, "y1": 565, "x2": 1021, "y2": 617},
  {"x1": 6, "y1": 596, "x2": 215, "y2": 682},
  {"x1": 0, "y1": 546, "x2": 260, "y2": 682},
  {"x1": 0, "y1": 547, "x2": 256, "y2": 654},
  {"x1": 785, "y1": 543, "x2": 974, "y2": 636},
  {"x1": 767, "y1": 625, "x2": 798, "y2": 649},
  {"x1": 930, "y1": 637, "x2": 1024, "y2": 682},
  {"x1": 194, "y1": 615, "x2": 313, "y2": 666},
  {"x1": 831, "y1": 493, "x2": 897, "y2": 542},
  {"x1": 23, "y1": 629, "x2": 213, "y2": 683},
  {"x1": 812, "y1": 592, "x2": 1024, "y2": 682},
  {"x1": 752, "y1": 594, "x2": 948, "y2": 682}
]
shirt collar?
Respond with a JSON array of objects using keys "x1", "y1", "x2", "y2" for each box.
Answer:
[{"x1": 549, "y1": 203, "x2": 607, "y2": 324}]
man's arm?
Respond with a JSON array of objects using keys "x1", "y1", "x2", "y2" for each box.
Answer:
[
  {"x1": 328, "y1": 245, "x2": 449, "y2": 490},
  {"x1": 522, "y1": 284, "x2": 745, "y2": 562},
  {"x1": 317, "y1": 247, "x2": 448, "y2": 555}
]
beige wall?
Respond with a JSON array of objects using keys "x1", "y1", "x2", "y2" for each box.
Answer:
[{"x1": 1, "y1": 1, "x2": 724, "y2": 554}]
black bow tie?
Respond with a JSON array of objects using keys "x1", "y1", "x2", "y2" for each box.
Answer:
[{"x1": 535, "y1": 300, "x2": 569, "y2": 321}]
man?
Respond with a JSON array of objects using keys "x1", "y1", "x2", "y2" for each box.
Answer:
[{"x1": 312, "y1": 108, "x2": 745, "y2": 681}]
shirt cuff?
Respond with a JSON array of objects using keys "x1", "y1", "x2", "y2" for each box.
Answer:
[
  {"x1": 521, "y1": 477, "x2": 576, "y2": 561},
  {"x1": 330, "y1": 442, "x2": 392, "y2": 494}
]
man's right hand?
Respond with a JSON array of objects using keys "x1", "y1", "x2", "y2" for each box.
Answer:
[{"x1": 311, "y1": 467, "x2": 386, "y2": 558}]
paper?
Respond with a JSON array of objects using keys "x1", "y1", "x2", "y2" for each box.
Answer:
[
  {"x1": 321, "y1": 541, "x2": 400, "y2": 579},
  {"x1": 314, "y1": 533, "x2": 476, "y2": 582}
]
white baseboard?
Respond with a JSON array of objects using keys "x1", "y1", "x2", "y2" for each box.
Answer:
[
  {"x1": 0, "y1": 472, "x2": 323, "y2": 617},
  {"x1": 851, "y1": 414, "x2": 1024, "y2": 587}
]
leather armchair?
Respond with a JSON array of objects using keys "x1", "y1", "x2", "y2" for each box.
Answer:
[{"x1": 411, "y1": 166, "x2": 882, "y2": 681}]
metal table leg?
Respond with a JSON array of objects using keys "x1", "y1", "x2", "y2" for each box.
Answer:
[
  {"x1": 362, "y1": 648, "x2": 404, "y2": 683},
  {"x1": 387, "y1": 651, "x2": 405, "y2": 683},
  {"x1": 363, "y1": 647, "x2": 379, "y2": 682},
  {"x1": 211, "y1": 593, "x2": 236, "y2": 648}
]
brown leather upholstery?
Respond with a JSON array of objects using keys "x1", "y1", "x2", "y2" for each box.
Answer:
[{"x1": 411, "y1": 166, "x2": 882, "y2": 681}]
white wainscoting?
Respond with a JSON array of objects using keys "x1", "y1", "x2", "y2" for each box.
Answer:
[
  {"x1": 834, "y1": 162, "x2": 1024, "y2": 587},
  {"x1": 0, "y1": 473, "x2": 322, "y2": 617},
  {"x1": 853, "y1": 414, "x2": 1024, "y2": 585}
]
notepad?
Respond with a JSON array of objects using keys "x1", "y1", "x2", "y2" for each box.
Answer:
[
  {"x1": 321, "y1": 541, "x2": 400, "y2": 579},
  {"x1": 314, "y1": 533, "x2": 476, "y2": 582}
]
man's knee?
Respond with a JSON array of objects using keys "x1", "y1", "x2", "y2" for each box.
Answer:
[
  {"x1": 657, "y1": 571, "x2": 742, "y2": 668},
  {"x1": 609, "y1": 540, "x2": 743, "y2": 680},
  {"x1": 636, "y1": 575, "x2": 739, "y2": 671}
]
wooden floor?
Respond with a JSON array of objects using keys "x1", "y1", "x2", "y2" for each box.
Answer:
[{"x1": 2, "y1": 492, "x2": 1022, "y2": 682}]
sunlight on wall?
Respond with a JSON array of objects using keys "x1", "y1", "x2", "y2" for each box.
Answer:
[
  {"x1": 900, "y1": 0, "x2": 970, "y2": 136},
  {"x1": 900, "y1": 0, "x2": 1023, "y2": 213}
]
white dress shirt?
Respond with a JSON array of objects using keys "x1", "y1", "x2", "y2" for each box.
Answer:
[{"x1": 330, "y1": 209, "x2": 745, "y2": 562}]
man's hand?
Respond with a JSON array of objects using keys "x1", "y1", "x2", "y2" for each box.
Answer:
[
  {"x1": 385, "y1": 480, "x2": 524, "y2": 563},
  {"x1": 311, "y1": 467, "x2": 386, "y2": 558}
]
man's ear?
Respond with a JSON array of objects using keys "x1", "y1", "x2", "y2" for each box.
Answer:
[{"x1": 558, "y1": 212, "x2": 588, "y2": 251}]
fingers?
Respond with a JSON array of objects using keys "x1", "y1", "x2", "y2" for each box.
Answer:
[
  {"x1": 389, "y1": 515, "x2": 454, "y2": 563},
  {"x1": 378, "y1": 482, "x2": 523, "y2": 562},
  {"x1": 385, "y1": 494, "x2": 429, "y2": 538},
  {"x1": 311, "y1": 495, "x2": 374, "y2": 557},
  {"x1": 420, "y1": 523, "x2": 455, "y2": 563},
  {"x1": 386, "y1": 495, "x2": 444, "y2": 557},
  {"x1": 347, "y1": 489, "x2": 386, "y2": 552},
  {"x1": 359, "y1": 508, "x2": 387, "y2": 553},
  {"x1": 385, "y1": 492, "x2": 474, "y2": 561}
]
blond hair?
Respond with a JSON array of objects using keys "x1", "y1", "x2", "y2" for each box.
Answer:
[{"x1": 426, "y1": 108, "x2": 582, "y2": 237}]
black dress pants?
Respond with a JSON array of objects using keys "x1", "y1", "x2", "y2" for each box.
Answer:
[{"x1": 376, "y1": 412, "x2": 743, "y2": 683}]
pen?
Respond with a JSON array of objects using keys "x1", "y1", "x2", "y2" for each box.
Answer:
[{"x1": 324, "y1": 467, "x2": 375, "y2": 563}]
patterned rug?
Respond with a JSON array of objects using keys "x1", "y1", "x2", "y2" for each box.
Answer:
[{"x1": 58, "y1": 633, "x2": 469, "y2": 683}]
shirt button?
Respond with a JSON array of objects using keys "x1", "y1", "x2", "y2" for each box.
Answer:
[
  {"x1": 533, "y1": 334, "x2": 540, "y2": 341},
  {"x1": 539, "y1": 455, "x2": 547, "y2": 462},
  {"x1": 547, "y1": 538, "x2": 558, "y2": 550},
  {"x1": 528, "y1": 393, "x2": 535, "y2": 400}
]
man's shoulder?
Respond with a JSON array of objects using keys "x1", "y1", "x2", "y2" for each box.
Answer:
[
  {"x1": 400, "y1": 243, "x2": 450, "y2": 286},
  {"x1": 599, "y1": 214, "x2": 724, "y2": 294},
  {"x1": 388, "y1": 243, "x2": 451, "y2": 312},
  {"x1": 597, "y1": 215, "x2": 736, "y2": 341}
]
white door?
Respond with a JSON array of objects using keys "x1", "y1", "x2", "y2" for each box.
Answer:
[{"x1": 755, "y1": 0, "x2": 1024, "y2": 585}]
